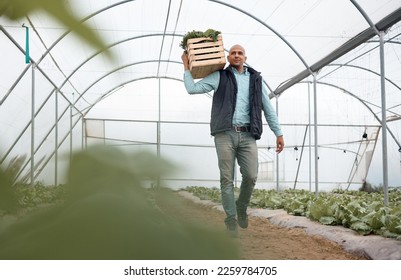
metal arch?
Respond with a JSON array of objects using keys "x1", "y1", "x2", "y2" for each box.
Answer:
[
  {"x1": 82, "y1": 75, "x2": 185, "y2": 117},
  {"x1": 1, "y1": 32, "x2": 180, "y2": 111},
  {"x1": 81, "y1": 60, "x2": 182, "y2": 95},
  {"x1": 0, "y1": 62, "x2": 30, "y2": 106},
  {"x1": 61, "y1": 36, "x2": 274, "y2": 107},
  {"x1": 298, "y1": 80, "x2": 401, "y2": 149},
  {"x1": 80, "y1": 58, "x2": 272, "y2": 101},
  {"x1": 32, "y1": 0, "x2": 294, "y2": 97},
  {"x1": 325, "y1": 63, "x2": 401, "y2": 115},
  {"x1": 6, "y1": 29, "x2": 273, "y2": 125},
  {"x1": 274, "y1": 7, "x2": 401, "y2": 96},
  {"x1": 33, "y1": 0, "x2": 312, "y2": 71},
  {"x1": 3, "y1": 0, "x2": 399, "y2": 187},
  {"x1": 8, "y1": 0, "x2": 400, "y2": 100},
  {"x1": 35, "y1": 0, "x2": 138, "y2": 66},
  {"x1": 320, "y1": 30, "x2": 401, "y2": 82},
  {"x1": 0, "y1": 25, "x2": 80, "y2": 111},
  {"x1": 350, "y1": 0, "x2": 380, "y2": 35},
  {"x1": 30, "y1": 0, "x2": 400, "y2": 97},
  {"x1": 299, "y1": 81, "x2": 380, "y2": 123},
  {"x1": 59, "y1": 33, "x2": 177, "y2": 104},
  {"x1": 207, "y1": 0, "x2": 312, "y2": 75},
  {"x1": 327, "y1": 63, "x2": 401, "y2": 95},
  {"x1": 350, "y1": 0, "x2": 396, "y2": 205}
]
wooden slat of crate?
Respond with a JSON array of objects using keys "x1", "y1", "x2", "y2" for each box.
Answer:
[
  {"x1": 188, "y1": 47, "x2": 225, "y2": 63},
  {"x1": 189, "y1": 45, "x2": 224, "y2": 56},
  {"x1": 187, "y1": 36, "x2": 222, "y2": 45},
  {"x1": 189, "y1": 62, "x2": 226, "y2": 79},
  {"x1": 190, "y1": 59, "x2": 226, "y2": 79},
  {"x1": 187, "y1": 36, "x2": 226, "y2": 79},
  {"x1": 187, "y1": 39, "x2": 222, "y2": 50}
]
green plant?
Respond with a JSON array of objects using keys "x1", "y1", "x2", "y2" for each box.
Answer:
[
  {"x1": 179, "y1": 29, "x2": 221, "y2": 50},
  {"x1": 185, "y1": 186, "x2": 401, "y2": 240},
  {"x1": 0, "y1": 146, "x2": 239, "y2": 260}
]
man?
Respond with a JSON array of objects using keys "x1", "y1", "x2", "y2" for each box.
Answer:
[{"x1": 181, "y1": 44, "x2": 284, "y2": 237}]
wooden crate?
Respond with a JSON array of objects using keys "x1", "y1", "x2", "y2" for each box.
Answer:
[{"x1": 187, "y1": 35, "x2": 226, "y2": 79}]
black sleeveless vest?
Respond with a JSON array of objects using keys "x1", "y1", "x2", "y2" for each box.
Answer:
[{"x1": 210, "y1": 67, "x2": 263, "y2": 140}]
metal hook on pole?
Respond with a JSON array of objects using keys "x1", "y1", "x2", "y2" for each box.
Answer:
[{"x1": 22, "y1": 23, "x2": 30, "y2": 64}]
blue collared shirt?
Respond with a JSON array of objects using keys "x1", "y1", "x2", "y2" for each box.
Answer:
[{"x1": 183, "y1": 67, "x2": 283, "y2": 137}]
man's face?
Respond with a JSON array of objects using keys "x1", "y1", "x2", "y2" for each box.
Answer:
[{"x1": 227, "y1": 45, "x2": 247, "y2": 67}]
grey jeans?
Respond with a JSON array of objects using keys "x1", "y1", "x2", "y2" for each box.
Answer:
[{"x1": 214, "y1": 130, "x2": 258, "y2": 224}]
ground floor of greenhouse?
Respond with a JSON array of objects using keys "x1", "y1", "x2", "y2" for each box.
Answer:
[{"x1": 175, "y1": 191, "x2": 401, "y2": 260}]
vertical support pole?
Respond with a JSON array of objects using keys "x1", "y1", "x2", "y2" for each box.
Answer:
[
  {"x1": 156, "y1": 78, "x2": 161, "y2": 188},
  {"x1": 55, "y1": 89, "x2": 58, "y2": 186},
  {"x1": 276, "y1": 97, "x2": 280, "y2": 191},
  {"x1": 308, "y1": 82, "x2": 312, "y2": 192},
  {"x1": 103, "y1": 119, "x2": 105, "y2": 145},
  {"x1": 30, "y1": 62, "x2": 35, "y2": 187},
  {"x1": 157, "y1": 79, "x2": 161, "y2": 159},
  {"x1": 84, "y1": 119, "x2": 88, "y2": 149},
  {"x1": 70, "y1": 93, "x2": 74, "y2": 163},
  {"x1": 24, "y1": 24, "x2": 35, "y2": 187},
  {"x1": 82, "y1": 117, "x2": 85, "y2": 150},
  {"x1": 379, "y1": 31, "x2": 388, "y2": 205},
  {"x1": 350, "y1": 0, "x2": 389, "y2": 204},
  {"x1": 313, "y1": 73, "x2": 319, "y2": 196},
  {"x1": 70, "y1": 103, "x2": 73, "y2": 161}
]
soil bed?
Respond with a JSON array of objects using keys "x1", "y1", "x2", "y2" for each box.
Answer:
[{"x1": 160, "y1": 191, "x2": 368, "y2": 260}]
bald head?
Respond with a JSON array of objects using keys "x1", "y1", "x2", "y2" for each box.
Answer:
[
  {"x1": 229, "y1": 44, "x2": 246, "y2": 55},
  {"x1": 227, "y1": 44, "x2": 247, "y2": 72}
]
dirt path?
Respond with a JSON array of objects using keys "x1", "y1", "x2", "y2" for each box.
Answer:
[{"x1": 163, "y1": 191, "x2": 367, "y2": 260}]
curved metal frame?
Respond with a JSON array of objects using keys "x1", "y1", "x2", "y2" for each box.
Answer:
[
  {"x1": 1, "y1": 0, "x2": 400, "y2": 189},
  {"x1": 82, "y1": 75, "x2": 184, "y2": 116}
]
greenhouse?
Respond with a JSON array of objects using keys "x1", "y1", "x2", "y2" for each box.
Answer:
[
  {"x1": 2, "y1": 0, "x2": 401, "y2": 265},
  {"x1": 1, "y1": 0, "x2": 401, "y2": 196}
]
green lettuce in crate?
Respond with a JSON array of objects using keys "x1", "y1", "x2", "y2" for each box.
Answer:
[{"x1": 180, "y1": 29, "x2": 221, "y2": 50}]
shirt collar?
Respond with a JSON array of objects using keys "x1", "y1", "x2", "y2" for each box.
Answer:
[{"x1": 228, "y1": 65, "x2": 249, "y2": 75}]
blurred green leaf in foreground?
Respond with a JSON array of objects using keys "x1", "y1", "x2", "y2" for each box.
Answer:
[
  {"x1": 0, "y1": 0, "x2": 110, "y2": 56},
  {"x1": 0, "y1": 145, "x2": 238, "y2": 259}
]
